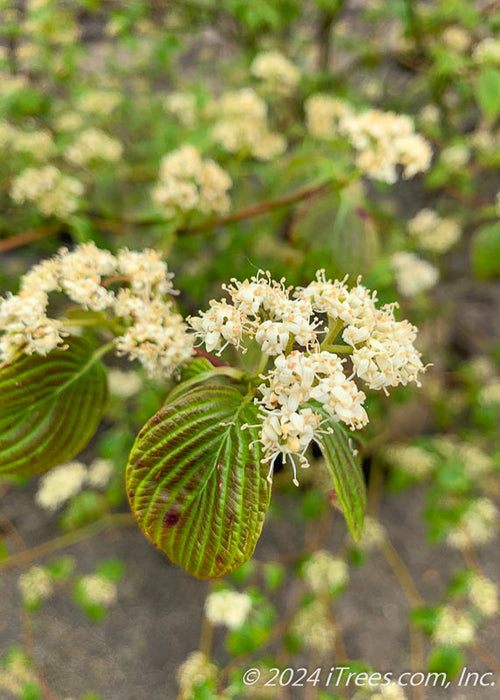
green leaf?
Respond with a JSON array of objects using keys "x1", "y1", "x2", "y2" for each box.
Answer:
[
  {"x1": 309, "y1": 403, "x2": 366, "y2": 540},
  {"x1": 45, "y1": 556, "x2": 76, "y2": 582},
  {"x1": 291, "y1": 191, "x2": 380, "y2": 278},
  {"x1": 181, "y1": 357, "x2": 215, "y2": 381},
  {"x1": 0, "y1": 337, "x2": 108, "y2": 476},
  {"x1": 471, "y1": 223, "x2": 500, "y2": 279},
  {"x1": 96, "y1": 557, "x2": 125, "y2": 582},
  {"x1": 59, "y1": 491, "x2": 109, "y2": 531},
  {"x1": 475, "y1": 68, "x2": 500, "y2": 119},
  {"x1": 428, "y1": 645, "x2": 465, "y2": 679},
  {"x1": 126, "y1": 385, "x2": 271, "y2": 579},
  {"x1": 409, "y1": 605, "x2": 439, "y2": 634}
]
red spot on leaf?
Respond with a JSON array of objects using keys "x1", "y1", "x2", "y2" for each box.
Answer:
[{"x1": 163, "y1": 508, "x2": 181, "y2": 526}]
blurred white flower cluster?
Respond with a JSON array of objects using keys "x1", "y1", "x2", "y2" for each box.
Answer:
[
  {"x1": 0, "y1": 647, "x2": 39, "y2": 697},
  {"x1": 383, "y1": 443, "x2": 436, "y2": 479},
  {"x1": 0, "y1": 242, "x2": 194, "y2": 376},
  {"x1": 209, "y1": 88, "x2": 286, "y2": 161},
  {"x1": 432, "y1": 437, "x2": 496, "y2": 480},
  {"x1": 204, "y1": 589, "x2": 252, "y2": 629},
  {"x1": 0, "y1": 122, "x2": 54, "y2": 161},
  {"x1": 390, "y1": 252, "x2": 439, "y2": 297},
  {"x1": 292, "y1": 600, "x2": 336, "y2": 653},
  {"x1": 305, "y1": 94, "x2": 353, "y2": 140},
  {"x1": 250, "y1": 50, "x2": 300, "y2": 94},
  {"x1": 176, "y1": 651, "x2": 217, "y2": 700},
  {"x1": 36, "y1": 458, "x2": 114, "y2": 511},
  {"x1": 446, "y1": 498, "x2": 498, "y2": 549},
  {"x1": 189, "y1": 270, "x2": 425, "y2": 485},
  {"x1": 76, "y1": 89, "x2": 122, "y2": 116},
  {"x1": 432, "y1": 605, "x2": 476, "y2": 647},
  {"x1": 302, "y1": 550, "x2": 349, "y2": 594},
  {"x1": 0, "y1": 72, "x2": 29, "y2": 97},
  {"x1": 408, "y1": 208, "x2": 461, "y2": 253},
  {"x1": 79, "y1": 574, "x2": 117, "y2": 606},
  {"x1": 64, "y1": 127, "x2": 123, "y2": 166},
  {"x1": 23, "y1": 0, "x2": 80, "y2": 46},
  {"x1": 10, "y1": 165, "x2": 84, "y2": 219},
  {"x1": 473, "y1": 37, "x2": 500, "y2": 65},
  {"x1": 164, "y1": 91, "x2": 197, "y2": 126},
  {"x1": 342, "y1": 109, "x2": 433, "y2": 183},
  {"x1": 306, "y1": 98, "x2": 432, "y2": 183},
  {"x1": 468, "y1": 574, "x2": 499, "y2": 617},
  {"x1": 152, "y1": 144, "x2": 232, "y2": 218},
  {"x1": 18, "y1": 566, "x2": 53, "y2": 606}
]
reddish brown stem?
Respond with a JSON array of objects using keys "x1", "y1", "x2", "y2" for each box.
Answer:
[
  {"x1": 0, "y1": 223, "x2": 62, "y2": 254},
  {"x1": 179, "y1": 181, "x2": 332, "y2": 235}
]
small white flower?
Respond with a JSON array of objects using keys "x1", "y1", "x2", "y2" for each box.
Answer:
[
  {"x1": 87, "y1": 458, "x2": 114, "y2": 489},
  {"x1": 433, "y1": 606, "x2": 476, "y2": 647},
  {"x1": 390, "y1": 252, "x2": 439, "y2": 297},
  {"x1": 468, "y1": 575, "x2": 499, "y2": 617},
  {"x1": 79, "y1": 574, "x2": 117, "y2": 606},
  {"x1": 205, "y1": 590, "x2": 252, "y2": 629},
  {"x1": 36, "y1": 461, "x2": 88, "y2": 511},
  {"x1": 18, "y1": 566, "x2": 53, "y2": 605},
  {"x1": 303, "y1": 551, "x2": 349, "y2": 593}
]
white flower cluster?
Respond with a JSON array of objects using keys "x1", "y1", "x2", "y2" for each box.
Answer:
[
  {"x1": 302, "y1": 550, "x2": 349, "y2": 594},
  {"x1": 0, "y1": 648, "x2": 38, "y2": 697},
  {"x1": 364, "y1": 683, "x2": 407, "y2": 700},
  {"x1": 340, "y1": 109, "x2": 433, "y2": 183},
  {"x1": 446, "y1": 498, "x2": 498, "y2": 549},
  {"x1": 10, "y1": 165, "x2": 84, "y2": 219},
  {"x1": 164, "y1": 91, "x2": 197, "y2": 126},
  {"x1": 353, "y1": 683, "x2": 407, "y2": 700},
  {"x1": 54, "y1": 111, "x2": 84, "y2": 132},
  {"x1": 64, "y1": 127, "x2": 123, "y2": 166},
  {"x1": 478, "y1": 380, "x2": 500, "y2": 406},
  {"x1": 473, "y1": 37, "x2": 500, "y2": 65},
  {"x1": 431, "y1": 437, "x2": 495, "y2": 479},
  {"x1": 0, "y1": 125, "x2": 54, "y2": 161},
  {"x1": 250, "y1": 50, "x2": 300, "y2": 94},
  {"x1": 441, "y1": 26, "x2": 471, "y2": 53},
  {"x1": 0, "y1": 243, "x2": 194, "y2": 376},
  {"x1": 189, "y1": 270, "x2": 425, "y2": 485},
  {"x1": 79, "y1": 574, "x2": 117, "y2": 606},
  {"x1": 468, "y1": 574, "x2": 499, "y2": 617},
  {"x1": 440, "y1": 143, "x2": 469, "y2": 170},
  {"x1": 204, "y1": 589, "x2": 252, "y2": 629},
  {"x1": 408, "y1": 208, "x2": 461, "y2": 253},
  {"x1": 419, "y1": 104, "x2": 440, "y2": 127},
  {"x1": 292, "y1": 600, "x2": 336, "y2": 653},
  {"x1": 176, "y1": 652, "x2": 217, "y2": 700},
  {"x1": 383, "y1": 444, "x2": 436, "y2": 479},
  {"x1": 432, "y1": 606, "x2": 476, "y2": 647},
  {"x1": 210, "y1": 88, "x2": 286, "y2": 161},
  {"x1": 390, "y1": 252, "x2": 439, "y2": 297},
  {"x1": 18, "y1": 566, "x2": 53, "y2": 606},
  {"x1": 76, "y1": 89, "x2": 122, "y2": 116},
  {"x1": 152, "y1": 144, "x2": 232, "y2": 218},
  {"x1": 107, "y1": 368, "x2": 142, "y2": 398},
  {"x1": 36, "y1": 458, "x2": 114, "y2": 511},
  {"x1": 0, "y1": 72, "x2": 29, "y2": 96},
  {"x1": 24, "y1": 0, "x2": 79, "y2": 45},
  {"x1": 355, "y1": 515, "x2": 387, "y2": 552},
  {"x1": 306, "y1": 98, "x2": 432, "y2": 183},
  {"x1": 305, "y1": 94, "x2": 353, "y2": 140}
]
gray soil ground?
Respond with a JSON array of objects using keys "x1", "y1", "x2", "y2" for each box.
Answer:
[{"x1": 1, "y1": 481, "x2": 499, "y2": 700}]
